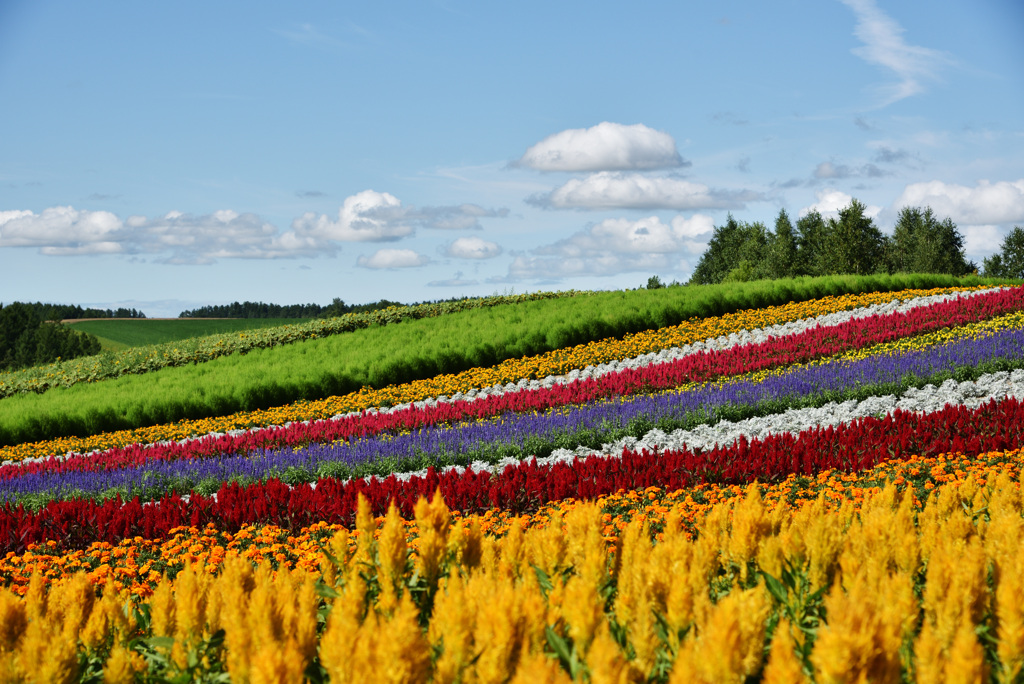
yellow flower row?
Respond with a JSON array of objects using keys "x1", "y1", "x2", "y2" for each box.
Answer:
[
  {"x1": 0, "y1": 286, "x2": 984, "y2": 463},
  {"x1": 1, "y1": 449, "x2": 1019, "y2": 682}
]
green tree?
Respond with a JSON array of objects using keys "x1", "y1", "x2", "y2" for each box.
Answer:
[
  {"x1": 646, "y1": 275, "x2": 665, "y2": 290},
  {"x1": 765, "y1": 208, "x2": 799, "y2": 279},
  {"x1": 689, "y1": 216, "x2": 770, "y2": 284},
  {"x1": 794, "y1": 210, "x2": 829, "y2": 277},
  {"x1": 889, "y1": 207, "x2": 973, "y2": 276},
  {"x1": 823, "y1": 199, "x2": 886, "y2": 275},
  {"x1": 983, "y1": 226, "x2": 1024, "y2": 279}
]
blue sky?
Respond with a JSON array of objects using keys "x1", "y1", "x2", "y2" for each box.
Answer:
[{"x1": 1, "y1": 0, "x2": 1022, "y2": 317}]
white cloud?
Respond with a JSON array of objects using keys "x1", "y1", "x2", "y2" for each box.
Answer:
[
  {"x1": 0, "y1": 204, "x2": 322, "y2": 263},
  {"x1": 0, "y1": 206, "x2": 124, "y2": 250},
  {"x1": 443, "y1": 236, "x2": 503, "y2": 259},
  {"x1": 1, "y1": 192, "x2": 509, "y2": 263},
  {"x1": 515, "y1": 122, "x2": 685, "y2": 172},
  {"x1": 291, "y1": 190, "x2": 411, "y2": 242},
  {"x1": 960, "y1": 225, "x2": 1003, "y2": 257},
  {"x1": 799, "y1": 189, "x2": 882, "y2": 219},
  {"x1": 130, "y1": 210, "x2": 321, "y2": 264},
  {"x1": 357, "y1": 248, "x2": 430, "y2": 269},
  {"x1": 506, "y1": 214, "x2": 713, "y2": 280},
  {"x1": 840, "y1": 0, "x2": 952, "y2": 106},
  {"x1": 893, "y1": 179, "x2": 1024, "y2": 225},
  {"x1": 530, "y1": 172, "x2": 761, "y2": 211}
]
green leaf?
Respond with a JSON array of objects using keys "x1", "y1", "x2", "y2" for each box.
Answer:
[{"x1": 762, "y1": 570, "x2": 789, "y2": 604}]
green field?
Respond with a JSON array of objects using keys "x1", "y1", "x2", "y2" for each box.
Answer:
[
  {"x1": 0, "y1": 274, "x2": 1001, "y2": 446},
  {"x1": 65, "y1": 318, "x2": 314, "y2": 350}
]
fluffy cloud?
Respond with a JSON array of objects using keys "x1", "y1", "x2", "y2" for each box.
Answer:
[
  {"x1": 960, "y1": 224, "x2": 1003, "y2": 257},
  {"x1": 291, "y1": 190, "x2": 411, "y2": 242},
  {"x1": 0, "y1": 206, "x2": 124, "y2": 251},
  {"x1": 442, "y1": 236, "x2": 503, "y2": 259},
  {"x1": 515, "y1": 122, "x2": 685, "y2": 173},
  {"x1": 799, "y1": 189, "x2": 882, "y2": 219},
  {"x1": 1, "y1": 191, "x2": 507, "y2": 263},
  {"x1": 530, "y1": 172, "x2": 761, "y2": 211},
  {"x1": 506, "y1": 214, "x2": 713, "y2": 280},
  {"x1": 893, "y1": 179, "x2": 1024, "y2": 225},
  {"x1": 357, "y1": 248, "x2": 430, "y2": 269},
  {"x1": 292, "y1": 195, "x2": 508, "y2": 237},
  {"x1": 1, "y1": 205, "x2": 323, "y2": 263}
]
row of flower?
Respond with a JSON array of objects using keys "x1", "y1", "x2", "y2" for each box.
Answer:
[
  {"x1": 5, "y1": 313, "x2": 1024, "y2": 508},
  {"x1": 0, "y1": 290, "x2": 586, "y2": 399},
  {"x1": 2, "y1": 289, "x2": 1021, "y2": 505},
  {"x1": 1, "y1": 449, "x2": 1021, "y2": 682},
  {"x1": 0, "y1": 285, "x2": 982, "y2": 464},
  {"x1": 3, "y1": 387, "x2": 1022, "y2": 555}
]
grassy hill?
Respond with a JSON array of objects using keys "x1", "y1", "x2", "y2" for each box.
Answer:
[{"x1": 65, "y1": 318, "x2": 314, "y2": 351}]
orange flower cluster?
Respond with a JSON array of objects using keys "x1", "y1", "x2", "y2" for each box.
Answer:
[{"x1": 0, "y1": 285, "x2": 981, "y2": 463}]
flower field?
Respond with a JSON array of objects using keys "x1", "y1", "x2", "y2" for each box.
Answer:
[{"x1": 2, "y1": 278, "x2": 1024, "y2": 682}]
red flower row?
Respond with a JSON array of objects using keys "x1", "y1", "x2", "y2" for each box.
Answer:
[{"x1": 3, "y1": 394, "x2": 1023, "y2": 554}]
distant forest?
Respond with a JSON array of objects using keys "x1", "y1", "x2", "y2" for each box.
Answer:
[
  {"x1": 177, "y1": 298, "x2": 405, "y2": 319},
  {"x1": 8, "y1": 303, "x2": 147, "y2": 321},
  {"x1": 0, "y1": 303, "x2": 104, "y2": 371}
]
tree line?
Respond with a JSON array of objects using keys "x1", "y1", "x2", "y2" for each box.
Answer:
[
  {"x1": 177, "y1": 298, "x2": 405, "y2": 319},
  {"x1": 0, "y1": 303, "x2": 103, "y2": 372},
  {"x1": 687, "y1": 201, "x2": 986, "y2": 285},
  {"x1": 6, "y1": 303, "x2": 147, "y2": 321}
]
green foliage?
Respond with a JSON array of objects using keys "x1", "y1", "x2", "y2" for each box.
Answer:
[
  {"x1": 689, "y1": 216, "x2": 771, "y2": 285},
  {"x1": 646, "y1": 275, "x2": 665, "y2": 290},
  {"x1": 0, "y1": 273, "x2": 1000, "y2": 448}
]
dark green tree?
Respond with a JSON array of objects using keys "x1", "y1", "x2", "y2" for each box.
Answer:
[{"x1": 646, "y1": 275, "x2": 665, "y2": 290}]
